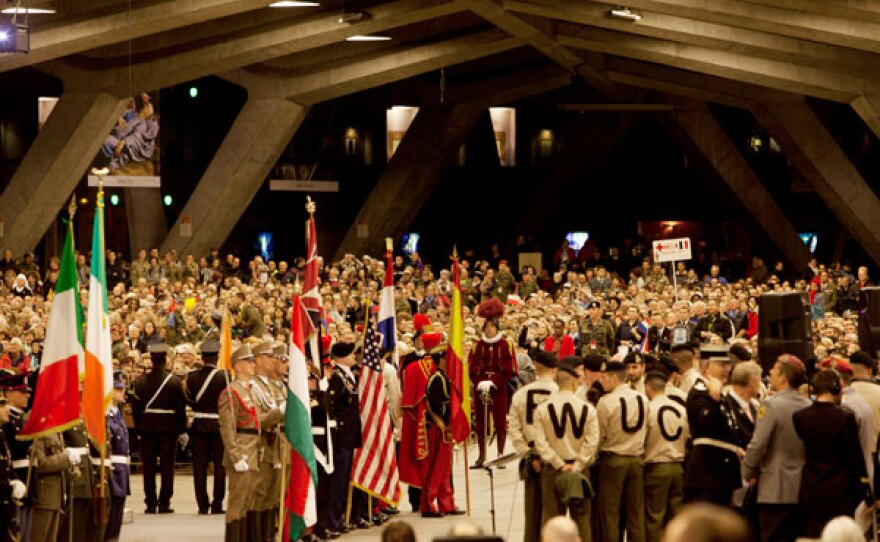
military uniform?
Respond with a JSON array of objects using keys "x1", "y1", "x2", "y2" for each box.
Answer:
[
  {"x1": 596, "y1": 376, "x2": 648, "y2": 542},
  {"x1": 643, "y1": 390, "x2": 688, "y2": 542},
  {"x1": 579, "y1": 318, "x2": 615, "y2": 358},
  {"x1": 251, "y1": 367, "x2": 283, "y2": 542},
  {"x1": 311, "y1": 378, "x2": 336, "y2": 538},
  {"x1": 184, "y1": 343, "x2": 227, "y2": 515},
  {"x1": 534, "y1": 388, "x2": 599, "y2": 542},
  {"x1": 58, "y1": 423, "x2": 107, "y2": 542},
  {"x1": 742, "y1": 388, "x2": 810, "y2": 542},
  {"x1": 29, "y1": 433, "x2": 71, "y2": 542},
  {"x1": 0, "y1": 413, "x2": 20, "y2": 542},
  {"x1": 239, "y1": 303, "x2": 265, "y2": 339},
  {"x1": 105, "y1": 395, "x2": 131, "y2": 542},
  {"x1": 493, "y1": 268, "x2": 516, "y2": 303},
  {"x1": 508, "y1": 362, "x2": 558, "y2": 542},
  {"x1": 130, "y1": 344, "x2": 187, "y2": 513},
  {"x1": 326, "y1": 345, "x2": 364, "y2": 532},
  {"x1": 3, "y1": 403, "x2": 31, "y2": 538}
]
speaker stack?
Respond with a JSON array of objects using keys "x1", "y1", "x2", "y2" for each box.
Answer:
[{"x1": 758, "y1": 292, "x2": 813, "y2": 373}]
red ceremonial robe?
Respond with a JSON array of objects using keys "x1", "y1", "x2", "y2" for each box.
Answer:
[{"x1": 399, "y1": 356, "x2": 435, "y2": 488}]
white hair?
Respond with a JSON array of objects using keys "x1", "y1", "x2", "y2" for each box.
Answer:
[
  {"x1": 541, "y1": 516, "x2": 580, "y2": 542},
  {"x1": 821, "y1": 516, "x2": 866, "y2": 542}
]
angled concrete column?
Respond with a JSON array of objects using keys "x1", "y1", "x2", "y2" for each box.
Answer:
[
  {"x1": 161, "y1": 98, "x2": 307, "y2": 257},
  {"x1": 333, "y1": 104, "x2": 485, "y2": 260},
  {"x1": 851, "y1": 94, "x2": 880, "y2": 140},
  {"x1": 0, "y1": 91, "x2": 126, "y2": 255},
  {"x1": 513, "y1": 115, "x2": 631, "y2": 236},
  {"x1": 754, "y1": 98, "x2": 880, "y2": 265},
  {"x1": 125, "y1": 188, "x2": 168, "y2": 253},
  {"x1": 667, "y1": 101, "x2": 810, "y2": 270}
]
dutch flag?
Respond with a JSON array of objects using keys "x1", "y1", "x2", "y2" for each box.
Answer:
[{"x1": 377, "y1": 252, "x2": 397, "y2": 355}]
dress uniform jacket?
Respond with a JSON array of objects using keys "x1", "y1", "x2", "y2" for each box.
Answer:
[
  {"x1": 185, "y1": 364, "x2": 227, "y2": 431},
  {"x1": 31, "y1": 433, "x2": 70, "y2": 511},
  {"x1": 328, "y1": 366, "x2": 362, "y2": 449},
  {"x1": 107, "y1": 407, "x2": 131, "y2": 498},
  {"x1": 0, "y1": 425, "x2": 18, "y2": 542},
  {"x1": 684, "y1": 380, "x2": 742, "y2": 493},
  {"x1": 534, "y1": 391, "x2": 600, "y2": 471},
  {"x1": 742, "y1": 389, "x2": 811, "y2": 504},
  {"x1": 219, "y1": 379, "x2": 283, "y2": 471},
  {"x1": 131, "y1": 367, "x2": 187, "y2": 433},
  {"x1": 722, "y1": 390, "x2": 757, "y2": 449},
  {"x1": 184, "y1": 363, "x2": 227, "y2": 514},
  {"x1": 2, "y1": 407, "x2": 30, "y2": 499}
]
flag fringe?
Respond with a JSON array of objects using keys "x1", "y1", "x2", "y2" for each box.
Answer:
[
  {"x1": 15, "y1": 418, "x2": 81, "y2": 441},
  {"x1": 350, "y1": 481, "x2": 401, "y2": 507}
]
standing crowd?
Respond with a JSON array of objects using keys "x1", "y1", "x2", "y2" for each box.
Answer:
[{"x1": 0, "y1": 243, "x2": 878, "y2": 542}]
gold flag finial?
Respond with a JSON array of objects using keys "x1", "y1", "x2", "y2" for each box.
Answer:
[
  {"x1": 305, "y1": 195, "x2": 316, "y2": 215},
  {"x1": 452, "y1": 244, "x2": 458, "y2": 260},
  {"x1": 68, "y1": 195, "x2": 77, "y2": 220},
  {"x1": 385, "y1": 237, "x2": 393, "y2": 252}
]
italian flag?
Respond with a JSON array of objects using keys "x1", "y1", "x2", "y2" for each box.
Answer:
[
  {"x1": 82, "y1": 192, "x2": 113, "y2": 448},
  {"x1": 20, "y1": 223, "x2": 83, "y2": 439},
  {"x1": 285, "y1": 295, "x2": 318, "y2": 538}
]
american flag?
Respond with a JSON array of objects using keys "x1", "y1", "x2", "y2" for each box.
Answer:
[{"x1": 351, "y1": 320, "x2": 401, "y2": 504}]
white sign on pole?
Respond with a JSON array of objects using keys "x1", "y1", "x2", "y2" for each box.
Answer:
[
  {"x1": 269, "y1": 180, "x2": 339, "y2": 193},
  {"x1": 652, "y1": 237, "x2": 692, "y2": 263},
  {"x1": 87, "y1": 175, "x2": 160, "y2": 188}
]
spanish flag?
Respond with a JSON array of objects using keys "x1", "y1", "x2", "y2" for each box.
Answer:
[{"x1": 447, "y1": 250, "x2": 470, "y2": 443}]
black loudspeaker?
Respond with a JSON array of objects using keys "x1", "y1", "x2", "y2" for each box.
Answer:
[
  {"x1": 858, "y1": 287, "x2": 880, "y2": 356},
  {"x1": 758, "y1": 292, "x2": 812, "y2": 372}
]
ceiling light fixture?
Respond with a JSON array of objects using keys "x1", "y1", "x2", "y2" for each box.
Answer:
[
  {"x1": 338, "y1": 10, "x2": 366, "y2": 23},
  {"x1": 346, "y1": 34, "x2": 391, "y2": 42},
  {"x1": 1, "y1": 7, "x2": 55, "y2": 13},
  {"x1": 608, "y1": 7, "x2": 642, "y2": 21},
  {"x1": 268, "y1": 1, "x2": 320, "y2": 7}
]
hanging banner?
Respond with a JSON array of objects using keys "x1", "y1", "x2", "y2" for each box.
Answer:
[{"x1": 87, "y1": 92, "x2": 161, "y2": 188}]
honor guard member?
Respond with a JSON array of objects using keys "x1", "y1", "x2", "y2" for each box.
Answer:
[
  {"x1": 251, "y1": 341, "x2": 285, "y2": 542},
  {"x1": 507, "y1": 350, "x2": 559, "y2": 542},
  {"x1": 579, "y1": 301, "x2": 615, "y2": 358},
  {"x1": 130, "y1": 342, "x2": 187, "y2": 514},
  {"x1": 184, "y1": 339, "x2": 227, "y2": 515},
  {"x1": 310, "y1": 365, "x2": 337, "y2": 540},
  {"x1": 106, "y1": 372, "x2": 132, "y2": 542},
  {"x1": 469, "y1": 299, "x2": 517, "y2": 468},
  {"x1": 271, "y1": 343, "x2": 292, "y2": 532},
  {"x1": 596, "y1": 360, "x2": 648, "y2": 542},
  {"x1": 642, "y1": 370, "x2": 689, "y2": 542},
  {"x1": 326, "y1": 342, "x2": 364, "y2": 534},
  {"x1": 625, "y1": 353, "x2": 647, "y2": 394},
  {"x1": 0, "y1": 370, "x2": 32, "y2": 537},
  {"x1": 742, "y1": 355, "x2": 810, "y2": 542},
  {"x1": 684, "y1": 355, "x2": 740, "y2": 506},
  {"x1": 534, "y1": 358, "x2": 599, "y2": 542},
  {"x1": 59, "y1": 422, "x2": 106, "y2": 542},
  {"x1": 30, "y1": 431, "x2": 75, "y2": 542},
  {"x1": 0, "y1": 395, "x2": 26, "y2": 542},
  {"x1": 421, "y1": 342, "x2": 460, "y2": 517},
  {"x1": 218, "y1": 345, "x2": 284, "y2": 542}
]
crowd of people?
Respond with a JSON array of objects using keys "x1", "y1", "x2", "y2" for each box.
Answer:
[{"x1": 0, "y1": 241, "x2": 878, "y2": 542}]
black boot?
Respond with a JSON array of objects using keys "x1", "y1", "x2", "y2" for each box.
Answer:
[
  {"x1": 225, "y1": 520, "x2": 238, "y2": 542},
  {"x1": 247, "y1": 511, "x2": 262, "y2": 542},
  {"x1": 264, "y1": 509, "x2": 276, "y2": 542}
]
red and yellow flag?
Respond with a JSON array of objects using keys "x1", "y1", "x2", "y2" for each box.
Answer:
[{"x1": 447, "y1": 250, "x2": 470, "y2": 443}]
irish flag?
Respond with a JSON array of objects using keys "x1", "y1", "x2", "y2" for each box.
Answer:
[
  {"x1": 447, "y1": 251, "x2": 470, "y2": 443},
  {"x1": 285, "y1": 295, "x2": 318, "y2": 538},
  {"x1": 82, "y1": 191, "x2": 114, "y2": 448},
  {"x1": 20, "y1": 222, "x2": 83, "y2": 439}
]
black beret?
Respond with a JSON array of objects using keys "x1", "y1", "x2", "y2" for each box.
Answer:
[
  {"x1": 583, "y1": 354, "x2": 607, "y2": 372},
  {"x1": 670, "y1": 344, "x2": 695, "y2": 355},
  {"x1": 658, "y1": 354, "x2": 680, "y2": 374},
  {"x1": 558, "y1": 359, "x2": 580, "y2": 378},
  {"x1": 602, "y1": 360, "x2": 625, "y2": 372},
  {"x1": 728, "y1": 344, "x2": 752, "y2": 362},
  {"x1": 532, "y1": 350, "x2": 560, "y2": 368},
  {"x1": 645, "y1": 369, "x2": 669, "y2": 383},
  {"x1": 200, "y1": 340, "x2": 220, "y2": 356},
  {"x1": 0, "y1": 370, "x2": 29, "y2": 392},
  {"x1": 624, "y1": 352, "x2": 645, "y2": 366},
  {"x1": 331, "y1": 342, "x2": 355, "y2": 358},
  {"x1": 850, "y1": 350, "x2": 876, "y2": 369},
  {"x1": 559, "y1": 355, "x2": 583, "y2": 370}
]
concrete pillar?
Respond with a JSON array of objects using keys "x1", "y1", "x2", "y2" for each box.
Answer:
[
  {"x1": 161, "y1": 98, "x2": 307, "y2": 257},
  {"x1": 754, "y1": 98, "x2": 880, "y2": 265},
  {"x1": 125, "y1": 188, "x2": 168, "y2": 253},
  {"x1": 0, "y1": 91, "x2": 126, "y2": 255},
  {"x1": 667, "y1": 101, "x2": 810, "y2": 270},
  {"x1": 851, "y1": 94, "x2": 880, "y2": 140},
  {"x1": 333, "y1": 104, "x2": 486, "y2": 260},
  {"x1": 513, "y1": 115, "x2": 632, "y2": 237}
]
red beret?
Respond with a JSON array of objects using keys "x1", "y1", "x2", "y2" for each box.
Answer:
[
  {"x1": 777, "y1": 354, "x2": 806, "y2": 374},
  {"x1": 413, "y1": 313, "x2": 431, "y2": 333}
]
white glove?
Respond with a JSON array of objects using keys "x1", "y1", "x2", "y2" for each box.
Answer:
[
  {"x1": 178, "y1": 433, "x2": 190, "y2": 448},
  {"x1": 476, "y1": 380, "x2": 496, "y2": 395},
  {"x1": 64, "y1": 448, "x2": 82, "y2": 466},
  {"x1": 234, "y1": 457, "x2": 249, "y2": 472},
  {"x1": 273, "y1": 463, "x2": 283, "y2": 470},
  {"x1": 277, "y1": 401, "x2": 286, "y2": 413},
  {"x1": 10, "y1": 479, "x2": 25, "y2": 500}
]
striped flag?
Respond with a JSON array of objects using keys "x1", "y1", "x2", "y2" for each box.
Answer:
[
  {"x1": 351, "y1": 318, "x2": 401, "y2": 504},
  {"x1": 285, "y1": 295, "x2": 318, "y2": 537},
  {"x1": 19, "y1": 222, "x2": 83, "y2": 439},
  {"x1": 637, "y1": 321, "x2": 650, "y2": 353},
  {"x1": 82, "y1": 190, "x2": 114, "y2": 448},
  {"x1": 302, "y1": 213, "x2": 321, "y2": 338},
  {"x1": 219, "y1": 308, "x2": 233, "y2": 378},
  {"x1": 447, "y1": 253, "x2": 470, "y2": 443},
  {"x1": 377, "y1": 251, "x2": 396, "y2": 354}
]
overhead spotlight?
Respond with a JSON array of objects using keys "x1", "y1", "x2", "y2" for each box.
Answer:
[
  {"x1": 338, "y1": 10, "x2": 367, "y2": 23},
  {"x1": 1, "y1": 7, "x2": 55, "y2": 13},
  {"x1": 268, "y1": 1, "x2": 320, "y2": 6},
  {"x1": 0, "y1": 22, "x2": 28, "y2": 53},
  {"x1": 608, "y1": 7, "x2": 642, "y2": 21},
  {"x1": 346, "y1": 35, "x2": 391, "y2": 42}
]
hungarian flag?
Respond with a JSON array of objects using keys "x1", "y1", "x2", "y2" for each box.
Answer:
[
  {"x1": 447, "y1": 253, "x2": 470, "y2": 443},
  {"x1": 219, "y1": 308, "x2": 233, "y2": 378},
  {"x1": 20, "y1": 222, "x2": 83, "y2": 439},
  {"x1": 285, "y1": 295, "x2": 318, "y2": 538},
  {"x1": 82, "y1": 191, "x2": 114, "y2": 448}
]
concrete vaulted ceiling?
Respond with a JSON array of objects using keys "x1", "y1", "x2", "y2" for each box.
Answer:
[{"x1": 2, "y1": 0, "x2": 880, "y2": 264}]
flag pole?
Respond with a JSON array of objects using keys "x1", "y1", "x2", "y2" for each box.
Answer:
[
  {"x1": 96, "y1": 173, "x2": 108, "y2": 524},
  {"x1": 277, "y1": 458, "x2": 288, "y2": 542},
  {"x1": 451, "y1": 247, "x2": 472, "y2": 517}
]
